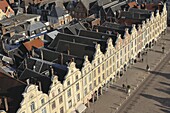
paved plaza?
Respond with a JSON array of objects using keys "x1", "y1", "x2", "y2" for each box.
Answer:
[{"x1": 85, "y1": 28, "x2": 170, "y2": 113}]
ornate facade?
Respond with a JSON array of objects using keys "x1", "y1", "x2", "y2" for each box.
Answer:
[{"x1": 16, "y1": 3, "x2": 167, "y2": 113}]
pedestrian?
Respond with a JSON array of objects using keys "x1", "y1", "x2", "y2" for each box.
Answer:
[
  {"x1": 146, "y1": 64, "x2": 150, "y2": 71},
  {"x1": 141, "y1": 58, "x2": 143, "y2": 62}
]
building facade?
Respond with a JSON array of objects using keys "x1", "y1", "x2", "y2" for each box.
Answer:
[{"x1": 15, "y1": 3, "x2": 167, "y2": 113}]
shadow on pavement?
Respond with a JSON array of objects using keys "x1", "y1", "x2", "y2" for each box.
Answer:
[
  {"x1": 140, "y1": 93, "x2": 170, "y2": 109},
  {"x1": 110, "y1": 84, "x2": 125, "y2": 93},
  {"x1": 155, "y1": 88, "x2": 170, "y2": 95},
  {"x1": 155, "y1": 103, "x2": 170, "y2": 113},
  {"x1": 149, "y1": 49, "x2": 163, "y2": 54},
  {"x1": 159, "y1": 82, "x2": 170, "y2": 86},
  {"x1": 150, "y1": 71, "x2": 170, "y2": 79},
  {"x1": 132, "y1": 66, "x2": 147, "y2": 72}
]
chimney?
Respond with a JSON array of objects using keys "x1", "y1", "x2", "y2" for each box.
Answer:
[
  {"x1": 24, "y1": 58, "x2": 27, "y2": 68},
  {"x1": 71, "y1": 58, "x2": 74, "y2": 62},
  {"x1": 33, "y1": 65, "x2": 36, "y2": 71},
  {"x1": 32, "y1": 49, "x2": 35, "y2": 57},
  {"x1": 4, "y1": 97, "x2": 8, "y2": 112},
  {"x1": 26, "y1": 79, "x2": 30, "y2": 85},
  {"x1": 67, "y1": 49, "x2": 70, "y2": 55},
  {"x1": 9, "y1": 31, "x2": 15, "y2": 37},
  {"x1": 40, "y1": 50, "x2": 43, "y2": 60},
  {"x1": 96, "y1": 28, "x2": 98, "y2": 32},
  {"x1": 49, "y1": 66, "x2": 54, "y2": 77},
  {"x1": 38, "y1": 81, "x2": 42, "y2": 91},
  {"x1": 60, "y1": 53, "x2": 63, "y2": 65}
]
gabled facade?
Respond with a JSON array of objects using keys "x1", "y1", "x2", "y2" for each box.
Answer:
[{"x1": 5, "y1": 2, "x2": 168, "y2": 113}]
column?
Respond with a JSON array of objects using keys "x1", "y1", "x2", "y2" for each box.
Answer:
[
  {"x1": 92, "y1": 94, "x2": 95, "y2": 103},
  {"x1": 96, "y1": 91, "x2": 99, "y2": 100},
  {"x1": 100, "y1": 87, "x2": 103, "y2": 95}
]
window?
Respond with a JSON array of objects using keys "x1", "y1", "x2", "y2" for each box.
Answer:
[
  {"x1": 52, "y1": 92, "x2": 55, "y2": 97},
  {"x1": 77, "y1": 93, "x2": 80, "y2": 102},
  {"x1": 67, "y1": 80, "x2": 70, "y2": 86},
  {"x1": 98, "y1": 58, "x2": 100, "y2": 64},
  {"x1": 98, "y1": 77, "x2": 101, "y2": 83},
  {"x1": 41, "y1": 98, "x2": 45, "y2": 105},
  {"x1": 67, "y1": 89, "x2": 71, "y2": 97},
  {"x1": 117, "y1": 53, "x2": 119, "y2": 59},
  {"x1": 98, "y1": 67, "x2": 100, "y2": 74},
  {"x1": 76, "y1": 83, "x2": 79, "y2": 91},
  {"x1": 120, "y1": 50, "x2": 122, "y2": 56},
  {"x1": 102, "y1": 74, "x2": 105, "y2": 79},
  {"x1": 94, "y1": 80, "x2": 96, "y2": 87},
  {"x1": 68, "y1": 100, "x2": 72, "y2": 108},
  {"x1": 94, "y1": 70, "x2": 96, "y2": 77},
  {"x1": 52, "y1": 101, "x2": 56, "y2": 109},
  {"x1": 58, "y1": 88, "x2": 61, "y2": 93},
  {"x1": 30, "y1": 102, "x2": 35, "y2": 112},
  {"x1": 84, "y1": 88, "x2": 87, "y2": 95},
  {"x1": 42, "y1": 107, "x2": 46, "y2": 113},
  {"x1": 60, "y1": 107, "x2": 64, "y2": 113},
  {"x1": 59, "y1": 95, "x2": 63, "y2": 104},
  {"x1": 76, "y1": 75, "x2": 79, "y2": 80}
]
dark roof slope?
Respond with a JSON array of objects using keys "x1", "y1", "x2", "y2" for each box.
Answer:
[{"x1": 0, "y1": 68, "x2": 26, "y2": 113}]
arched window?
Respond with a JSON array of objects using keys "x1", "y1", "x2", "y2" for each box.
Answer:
[{"x1": 30, "y1": 102, "x2": 35, "y2": 112}]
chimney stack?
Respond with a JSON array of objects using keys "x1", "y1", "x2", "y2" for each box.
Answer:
[
  {"x1": 67, "y1": 49, "x2": 70, "y2": 55},
  {"x1": 40, "y1": 50, "x2": 43, "y2": 60},
  {"x1": 24, "y1": 58, "x2": 27, "y2": 68},
  {"x1": 38, "y1": 81, "x2": 42, "y2": 91},
  {"x1": 60, "y1": 53, "x2": 63, "y2": 65},
  {"x1": 49, "y1": 66, "x2": 54, "y2": 77},
  {"x1": 4, "y1": 97, "x2": 8, "y2": 112},
  {"x1": 26, "y1": 79, "x2": 30, "y2": 85}
]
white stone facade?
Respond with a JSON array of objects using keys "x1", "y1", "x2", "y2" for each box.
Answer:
[{"x1": 17, "y1": 3, "x2": 167, "y2": 113}]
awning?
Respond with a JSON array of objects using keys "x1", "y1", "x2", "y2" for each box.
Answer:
[{"x1": 76, "y1": 104, "x2": 87, "y2": 113}]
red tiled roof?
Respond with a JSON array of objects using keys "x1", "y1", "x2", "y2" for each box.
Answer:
[
  {"x1": 128, "y1": 1, "x2": 137, "y2": 8},
  {"x1": 0, "y1": 0, "x2": 10, "y2": 12},
  {"x1": 23, "y1": 38, "x2": 44, "y2": 51}
]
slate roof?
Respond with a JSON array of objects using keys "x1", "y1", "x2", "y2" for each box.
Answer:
[
  {"x1": 93, "y1": 24, "x2": 126, "y2": 37},
  {"x1": 102, "y1": 0, "x2": 119, "y2": 9},
  {"x1": 81, "y1": 0, "x2": 97, "y2": 10},
  {"x1": 27, "y1": 21, "x2": 45, "y2": 32},
  {"x1": 0, "y1": 14, "x2": 40, "y2": 27},
  {"x1": 17, "y1": 55, "x2": 68, "y2": 84},
  {"x1": 19, "y1": 68, "x2": 52, "y2": 94},
  {"x1": 0, "y1": 68, "x2": 26, "y2": 113},
  {"x1": 63, "y1": 22, "x2": 86, "y2": 35},
  {"x1": 38, "y1": 48, "x2": 83, "y2": 68},
  {"x1": 109, "y1": 1, "x2": 127, "y2": 12},
  {"x1": 49, "y1": 6, "x2": 66, "y2": 18},
  {"x1": 55, "y1": 40, "x2": 96, "y2": 62},
  {"x1": 97, "y1": 0, "x2": 112, "y2": 6}
]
